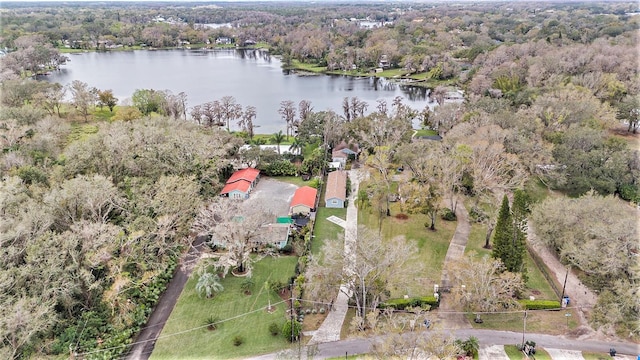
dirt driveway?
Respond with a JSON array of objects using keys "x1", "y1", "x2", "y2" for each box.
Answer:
[{"x1": 246, "y1": 176, "x2": 298, "y2": 216}]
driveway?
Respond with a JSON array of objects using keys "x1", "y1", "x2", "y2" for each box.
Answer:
[{"x1": 246, "y1": 176, "x2": 298, "y2": 216}]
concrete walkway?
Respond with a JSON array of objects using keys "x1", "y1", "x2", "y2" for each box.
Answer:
[
  {"x1": 479, "y1": 345, "x2": 510, "y2": 360},
  {"x1": 437, "y1": 202, "x2": 472, "y2": 329},
  {"x1": 308, "y1": 169, "x2": 364, "y2": 345}
]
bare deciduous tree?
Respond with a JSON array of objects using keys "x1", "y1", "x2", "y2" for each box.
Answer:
[
  {"x1": 449, "y1": 253, "x2": 524, "y2": 313},
  {"x1": 306, "y1": 226, "x2": 422, "y2": 324},
  {"x1": 279, "y1": 100, "x2": 296, "y2": 138},
  {"x1": 192, "y1": 199, "x2": 276, "y2": 277}
]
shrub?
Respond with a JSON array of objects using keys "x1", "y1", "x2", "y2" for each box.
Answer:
[
  {"x1": 203, "y1": 316, "x2": 220, "y2": 331},
  {"x1": 282, "y1": 320, "x2": 302, "y2": 342},
  {"x1": 319, "y1": 307, "x2": 325, "y2": 314},
  {"x1": 240, "y1": 278, "x2": 254, "y2": 294},
  {"x1": 379, "y1": 296, "x2": 439, "y2": 310},
  {"x1": 518, "y1": 299, "x2": 561, "y2": 310},
  {"x1": 268, "y1": 322, "x2": 280, "y2": 336},
  {"x1": 440, "y1": 208, "x2": 457, "y2": 221},
  {"x1": 264, "y1": 160, "x2": 297, "y2": 176},
  {"x1": 232, "y1": 335, "x2": 244, "y2": 346},
  {"x1": 395, "y1": 213, "x2": 409, "y2": 220},
  {"x1": 280, "y1": 243, "x2": 293, "y2": 254}
]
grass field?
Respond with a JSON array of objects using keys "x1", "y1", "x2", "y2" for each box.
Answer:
[
  {"x1": 251, "y1": 133, "x2": 294, "y2": 145},
  {"x1": 275, "y1": 176, "x2": 311, "y2": 188},
  {"x1": 466, "y1": 307, "x2": 579, "y2": 335},
  {"x1": 312, "y1": 207, "x2": 346, "y2": 255},
  {"x1": 150, "y1": 256, "x2": 297, "y2": 359},
  {"x1": 414, "y1": 128, "x2": 438, "y2": 137},
  {"x1": 504, "y1": 345, "x2": 553, "y2": 360},
  {"x1": 358, "y1": 198, "x2": 456, "y2": 297}
]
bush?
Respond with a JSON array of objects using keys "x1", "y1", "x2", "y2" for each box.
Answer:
[
  {"x1": 440, "y1": 208, "x2": 457, "y2": 221},
  {"x1": 232, "y1": 335, "x2": 244, "y2": 346},
  {"x1": 379, "y1": 296, "x2": 439, "y2": 310},
  {"x1": 282, "y1": 320, "x2": 302, "y2": 342},
  {"x1": 203, "y1": 316, "x2": 220, "y2": 331},
  {"x1": 518, "y1": 299, "x2": 561, "y2": 310},
  {"x1": 280, "y1": 243, "x2": 293, "y2": 254},
  {"x1": 240, "y1": 278, "x2": 254, "y2": 294},
  {"x1": 268, "y1": 322, "x2": 280, "y2": 336},
  {"x1": 264, "y1": 160, "x2": 297, "y2": 176}
]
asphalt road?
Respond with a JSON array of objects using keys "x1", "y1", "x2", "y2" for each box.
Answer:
[{"x1": 248, "y1": 329, "x2": 640, "y2": 360}]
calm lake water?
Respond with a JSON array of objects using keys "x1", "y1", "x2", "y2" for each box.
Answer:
[{"x1": 47, "y1": 49, "x2": 434, "y2": 133}]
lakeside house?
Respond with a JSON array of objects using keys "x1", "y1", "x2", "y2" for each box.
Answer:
[
  {"x1": 220, "y1": 167, "x2": 260, "y2": 199},
  {"x1": 325, "y1": 170, "x2": 347, "y2": 208},
  {"x1": 289, "y1": 186, "x2": 318, "y2": 216}
]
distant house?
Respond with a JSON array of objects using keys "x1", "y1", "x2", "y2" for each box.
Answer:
[
  {"x1": 290, "y1": 186, "x2": 318, "y2": 216},
  {"x1": 328, "y1": 161, "x2": 343, "y2": 171},
  {"x1": 331, "y1": 148, "x2": 357, "y2": 167},
  {"x1": 216, "y1": 37, "x2": 232, "y2": 45},
  {"x1": 220, "y1": 167, "x2": 260, "y2": 199},
  {"x1": 325, "y1": 170, "x2": 347, "y2": 208}
]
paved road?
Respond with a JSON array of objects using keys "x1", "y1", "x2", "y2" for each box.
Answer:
[
  {"x1": 249, "y1": 329, "x2": 640, "y2": 360},
  {"x1": 125, "y1": 236, "x2": 206, "y2": 360}
]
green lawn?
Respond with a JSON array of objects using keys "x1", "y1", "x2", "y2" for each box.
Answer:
[
  {"x1": 466, "y1": 308, "x2": 579, "y2": 335},
  {"x1": 582, "y1": 351, "x2": 615, "y2": 360},
  {"x1": 358, "y1": 198, "x2": 456, "y2": 296},
  {"x1": 275, "y1": 176, "x2": 312, "y2": 188},
  {"x1": 504, "y1": 345, "x2": 553, "y2": 360},
  {"x1": 290, "y1": 60, "x2": 327, "y2": 73},
  {"x1": 414, "y1": 128, "x2": 438, "y2": 137},
  {"x1": 150, "y1": 256, "x2": 297, "y2": 359},
  {"x1": 312, "y1": 207, "x2": 346, "y2": 255},
  {"x1": 251, "y1": 133, "x2": 294, "y2": 145}
]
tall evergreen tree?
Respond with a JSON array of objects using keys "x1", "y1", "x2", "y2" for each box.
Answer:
[
  {"x1": 492, "y1": 191, "x2": 529, "y2": 278},
  {"x1": 509, "y1": 189, "x2": 529, "y2": 279},
  {"x1": 492, "y1": 195, "x2": 513, "y2": 267}
]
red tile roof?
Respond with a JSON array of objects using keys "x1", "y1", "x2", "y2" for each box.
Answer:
[
  {"x1": 226, "y1": 167, "x2": 260, "y2": 184},
  {"x1": 220, "y1": 180, "x2": 251, "y2": 194},
  {"x1": 290, "y1": 186, "x2": 318, "y2": 209}
]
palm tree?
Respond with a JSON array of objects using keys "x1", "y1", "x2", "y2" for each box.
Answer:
[
  {"x1": 270, "y1": 130, "x2": 286, "y2": 154},
  {"x1": 196, "y1": 272, "x2": 224, "y2": 298},
  {"x1": 289, "y1": 137, "x2": 302, "y2": 156}
]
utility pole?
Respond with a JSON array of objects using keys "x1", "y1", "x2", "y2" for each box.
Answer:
[
  {"x1": 522, "y1": 310, "x2": 527, "y2": 345},
  {"x1": 560, "y1": 266, "x2": 570, "y2": 304},
  {"x1": 290, "y1": 283, "x2": 294, "y2": 344}
]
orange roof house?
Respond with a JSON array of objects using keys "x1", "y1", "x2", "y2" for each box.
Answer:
[
  {"x1": 220, "y1": 167, "x2": 260, "y2": 199},
  {"x1": 226, "y1": 167, "x2": 260, "y2": 184},
  {"x1": 289, "y1": 186, "x2": 318, "y2": 216}
]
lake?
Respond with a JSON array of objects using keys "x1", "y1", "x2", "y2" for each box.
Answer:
[{"x1": 46, "y1": 49, "x2": 434, "y2": 133}]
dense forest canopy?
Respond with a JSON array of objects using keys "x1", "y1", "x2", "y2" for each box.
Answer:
[{"x1": 0, "y1": 1, "x2": 638, "y2": 358}]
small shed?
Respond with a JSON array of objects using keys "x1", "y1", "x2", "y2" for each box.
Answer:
[
  {"x1": 290, "y1": 186, "x2": 318, "y2": 216},
  {"x1": 325, "y1": 170, "x2": 347, "y2": 208}
]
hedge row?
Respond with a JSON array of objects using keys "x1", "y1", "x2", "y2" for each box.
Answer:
[
  {"x1": 518, "y1": 299, "x2": 562, "y2": 310},
  {"x1": 379, "y1": 296, "x2": 439, "y2": 310}
]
